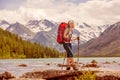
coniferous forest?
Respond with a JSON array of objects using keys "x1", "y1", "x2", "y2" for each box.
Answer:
[{"x1": 0, "y1": 28, "x2": 63, "y2": 59}]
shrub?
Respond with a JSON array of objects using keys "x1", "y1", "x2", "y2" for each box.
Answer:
[{"x1": 75, "y1": 70, "x2": 96, "y2": 80}]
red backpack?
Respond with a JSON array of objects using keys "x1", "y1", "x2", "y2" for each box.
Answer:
[{"x1": 57, "y1": 22, "x2": 67, "y2": 44}]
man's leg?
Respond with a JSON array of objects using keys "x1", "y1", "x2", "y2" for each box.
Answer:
[{"x1": 67, "y1": 45, "x2": 78, "y2": 70}]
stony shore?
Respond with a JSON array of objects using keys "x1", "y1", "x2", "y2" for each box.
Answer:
[
  {"x1": 0, "y1": 70, "x2": 120, "y2": 80},
  {"x1": 0, "y1": 60, "x2": 120, "y2": 80}
]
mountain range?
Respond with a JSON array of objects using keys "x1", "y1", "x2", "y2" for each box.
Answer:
[
  {"x1": 1, "y1": 19, "x2": 120, "y2": 57},
  {"x1": 0, "y1": 19, "x2": 109, "y2": 51},
  {"x1": 6, "y1": 22, "x2": 35, "y2": 40},
  {"x1": 80, "y1": 22, "x2": 120, "y2": 57},
  {"x1": 0, "y1": 27, "x2": 62, "y2": 59}
]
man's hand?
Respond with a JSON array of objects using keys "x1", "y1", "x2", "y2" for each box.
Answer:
[
  {"x1": 69, "y1": 34, "x2": 72, "y2": 38},
  {"x1": 71, "y1": 36, "x2": 80, "y2": 41}
]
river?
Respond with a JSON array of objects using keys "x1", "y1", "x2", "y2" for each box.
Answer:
[{"x1": 0, "y1": 57, "x2": 120, "y2": 77}]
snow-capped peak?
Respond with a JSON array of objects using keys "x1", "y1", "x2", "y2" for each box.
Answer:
[
  {"x1": 0, "y1": 20, "x2": 10, "y2": 30},
  {"x1": 26, "y1": 19, "x2": 57, "y2": 33},
  {"x1": 75, "y1": 22, "x2": 109, "y2": 42}
]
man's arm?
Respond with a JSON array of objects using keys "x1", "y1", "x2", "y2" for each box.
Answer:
[{"x1": 63, "y1": 28, "x2": 69, "y2": 39}]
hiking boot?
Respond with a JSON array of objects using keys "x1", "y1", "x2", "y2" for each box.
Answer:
[
  {"x1": 66, "y1": 67, "x2": 71, "y2": 70},
  {"x1": 72, "y1": 64, "x2": 78, "y2": 70}
]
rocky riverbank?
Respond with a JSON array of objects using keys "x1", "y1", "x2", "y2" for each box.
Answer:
[
  {"x1": 0, "y1": 59, "x2": 120, "y2": 80},
  {"x1": 0, "y1": 70, "x2": 120, "y2": 80}
]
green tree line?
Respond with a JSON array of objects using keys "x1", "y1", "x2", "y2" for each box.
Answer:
[{"x1": 0, "y1": 28, "x2": 64, "y2": 59}]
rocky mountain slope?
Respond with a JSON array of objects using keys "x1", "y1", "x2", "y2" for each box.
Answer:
[{"x1": 80, "y1": 22, "x2": 120, "y2": 57}]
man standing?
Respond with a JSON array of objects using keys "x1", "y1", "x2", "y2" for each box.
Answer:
[{"x1": 63, "y1": 20, "x2": 79, "y2": 70}]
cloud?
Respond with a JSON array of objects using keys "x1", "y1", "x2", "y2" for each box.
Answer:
[
  {"x1": 0, "y1": 0, "x2": 25, "y2": 10},
  {"x1": 79, "y1": 0, "x2": 120, "y2": 25},
  {"x1": 0, "y1": 0, "x2": 120, "y2": 25}
]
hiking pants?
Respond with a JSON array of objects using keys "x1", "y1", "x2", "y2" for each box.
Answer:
[{"x1": 63, "y1": 42, "x2": 73, "y2": 57}]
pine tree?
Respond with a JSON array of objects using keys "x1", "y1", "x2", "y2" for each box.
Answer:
[{"x1": 0, "y1": 28, "x2": 63, "y2": 59}]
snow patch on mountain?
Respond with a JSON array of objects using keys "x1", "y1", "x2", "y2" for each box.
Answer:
[
  {"x1": 26, "y1": 19, "x2": 57, "y2": 33},
  {"x1": 0, "y1": 20, "x2": 10, "y2": 30},
  {"x1": 75, "y1": 22, "x2": 109, "y2": 42},
  {"x1": 7, "y1": 22, "x2": 35, "y2": 40}
]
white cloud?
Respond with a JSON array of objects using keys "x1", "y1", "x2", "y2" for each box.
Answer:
[{"x1": 0, "y1": 0, "x2": 120, "y2": 25}]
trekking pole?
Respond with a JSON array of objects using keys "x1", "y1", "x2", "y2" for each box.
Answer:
[
  {"x1": 77, "y1": 36, "x2": 80, "y2": 63},
  {"x1": 53, "y1": 43, "x2": 65, "y2": 70},
  {"x1": 62, "y1": 53, "x2": 66, "y2": 70}
]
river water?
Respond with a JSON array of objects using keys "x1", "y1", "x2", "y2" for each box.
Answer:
[{"x1": 0, "y1": 57, "x2": 120, "y2": 77}]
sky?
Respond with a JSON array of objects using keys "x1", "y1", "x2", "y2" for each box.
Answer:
[{"x1": 0, "y1": 0, "x2": 120, "y2": 25}]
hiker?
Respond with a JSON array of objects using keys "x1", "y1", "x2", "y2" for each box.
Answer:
[{"x1": 63, "y1": 20, "x2": 79, "y2": 70}]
